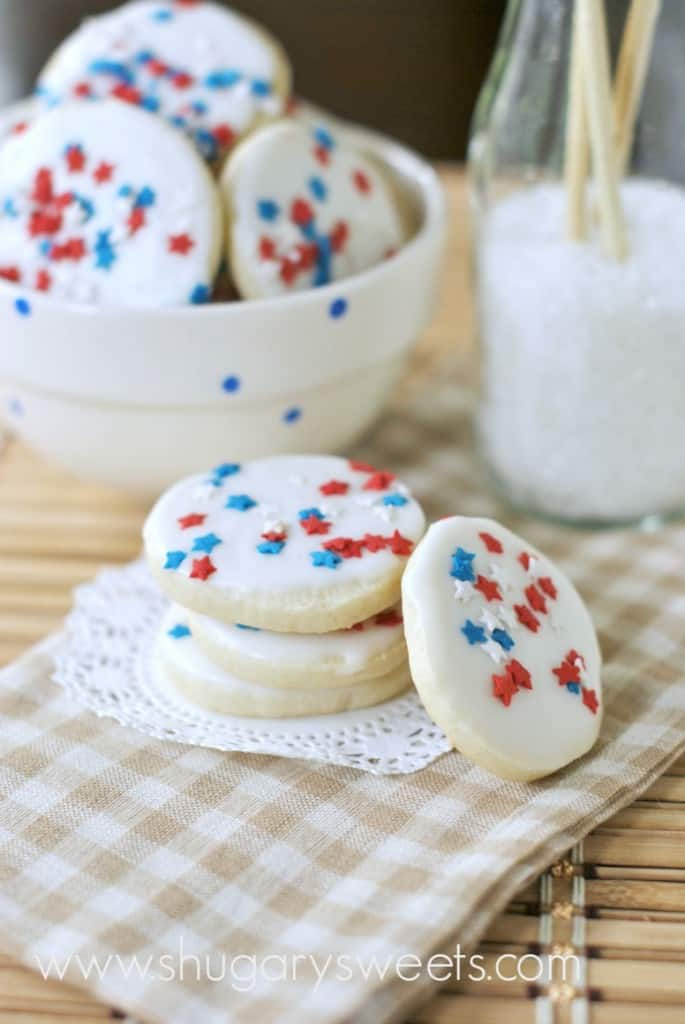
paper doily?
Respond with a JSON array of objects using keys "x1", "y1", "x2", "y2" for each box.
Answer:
[{"x1": 53, "y1": 561, "x2": 451, "y2": 774}]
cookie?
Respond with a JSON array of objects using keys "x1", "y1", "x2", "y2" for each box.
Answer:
[
  {"x1": 158, "y1": 609, "x2": 411, "y2": 717},
  {"x1": 220, "y1": 119, "x2": 406, "y2": 298},
  {"x1": 401, "y1": 517, "x2": 602, "y2": 781},
  {"x1": 37, "y1": 0, "x2": 291, "y2": 164},
  {"x1": 189, "y1": 602, "x2": 406, "y2": 689},
  {"x1": 0, "y1": 100, "x2": 221, "y2": 305},
  {"x1": 143, "y1": 454, "x2": 426, "y2": 632}
]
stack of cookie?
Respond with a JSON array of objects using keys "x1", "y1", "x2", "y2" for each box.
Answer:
[
  {"x1": 143, "y1": 455, "x2": 426, "y2": 717},
  {"x1": 0, "y1": 0, "x2": 408, "y2": 308}
]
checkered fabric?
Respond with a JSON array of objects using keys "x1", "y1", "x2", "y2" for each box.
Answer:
[{"x1": 0, "y1": 355, "x2": 684, "y2": 1024}]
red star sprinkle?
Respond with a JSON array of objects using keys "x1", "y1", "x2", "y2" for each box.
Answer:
[
  {"x1": 168, "y1": 233, "x2": 195, "y2": 255},
  {"x1": 474, "y1": 575, "x2": 502, "y2": 602},
  {"x1": 189, "y1": 556, "x2": 216, "y2": 581},
  {"x1": 148, "y1": 58, "x2": 168, "y2": 77},
  {"x1": 212, "y1": 124, "x2": 235, "y2": 148},
  {"x1": 261, "y1": 530, "x2": 286, "y2": 542},
  {"x1": 553, "y1": 658, "x2": 581, "y2": 687},
  {"x1": 362, "y1": 533, "x2": 387, "y2": 553},
  {"x1": 177, "y1": 512, "x2": 206, "y2": 530},
  {"x1": 35, "y1": 269, "x2": 51, "y2": 291},
  {"x1": 363, "y1": 470, "x2": 396, "y2": 491},
  {"x1": 280, "y1": 259, "x2": 298, "y2": 285},
  {"x1": 300, "y1": 515, "x2": 330, "y2": 536},
  {"x1": 11, "y1": 120, "x2": 28, "y2": 134},
  {"x1": 291, "y1": 198, "x2": 313, "y2": 225},
  {"x1": 324, "y1": 537, "x2": 365, "y2": 559},
  {"x1": 93, "y1": 161, "x2": 114, "y2": 184},
  {"x1": 375, "y1": 609, "x2": 403, "y2": 627},
  {"x1": 518, "y1": 552, "x2": 533, "y2": 571},
  {"x1": 50, "y1": 238, "x2": 86, "y2": 262},
  {"x1": 319, "y1": 479, "x2": 349, "y2": 496},
  {"x1": 492, "y1": 669, "x2": 519, "y2": 707},
  {"x1": 387, "y1": 530, "x2": 413, "y2": 556},
  {"x1": 347, "y1": 621, "x2": 365, "y2": 632},
  {"x1": 128, "y1": 207, "x2": 146, "y2": 234},
  {"x1": 73, "y1": 82, "x2": 92, "y2": 98},
  {"x1": 479, "y1": 531, "x2": 503, "y2": 554},
  {"x1": 172, "y1": 72, "x2": 194, "y2": 89},
  {"x1": 568, "y1": 649, "x2": 585, "y2": 669},
  {"x1": 112, "y1": 83, "x2": 142, "y2": 105},
  {"x1": 352, "y1": 169, "x2": 372, "y2": 194},
  {"x1": 32, "y1": 168, "x2": 53, "y2": 204},
  {"x1": 65, "y1": 145, "x2": 86, "y2": 173},
  {"x1": 330, "y1": 220, "x2": 349, "y2": 253},
  {"x1": 525, "y1": 583, "x2": 547, "y2": 614},
  {"x1": 582, "y1": 687, "x2": 599, "y2": 714},
  {"x1": 349, "y1": 460, "x2": 377, "y2": 473},
  {"x1": 538, "y1": 576, "x2": 558, "y2": 600},
  {"x1": 514, "y1": 604, "x2": 540, "y2": 633},
  {"x1": 29, "y1": 210, "x2": 62, "y2": 237},
  {"x1": 313, "y1": 145, "x2": 331, "y2": 166},
  {"x1": 0, "y1": 266, "x2": 20, "y2": 283},
  {"x1": 259, "y1": 236, "x2": 276, "y2": 260},
  {"x1": 508, "y1": 659, "x2": 532, "y2": 690}
]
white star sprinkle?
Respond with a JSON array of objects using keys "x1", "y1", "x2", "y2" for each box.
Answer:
[
  {"x1": 478, "y1": 608, "x2": 501, "y2": 633},
  {"x1": 481, "y1": 640, "x2": 506, "y2": 664},
  {"x1": 263, "y1": 519, "x2": 286, "y2": 535},
  {"x1": 372, "y1": 504, "x2": 395, "y2": 522},
  {"x1": 489, "y1": 562, "x2": 512, "y2": 591},
  {"x1": 453, "y1": 580, "x2": 474, "y2": 602}
]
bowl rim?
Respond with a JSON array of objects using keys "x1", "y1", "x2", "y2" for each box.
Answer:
[{"x1": 0, "y1": 119, "x2": 447, "y2": 319}]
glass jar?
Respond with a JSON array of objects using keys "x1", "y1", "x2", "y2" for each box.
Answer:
[{"x1": 469, "y1": 0, "x2": 685, "y2": 526}]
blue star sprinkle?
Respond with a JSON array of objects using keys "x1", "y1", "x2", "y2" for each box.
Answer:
[
  {"x1": 257, "y1": 198, "x2": 280, "y2": 222},
  {"x1": 308, "y1": 176, "x2": 327, "y2": 202},
  {"x1": 221, "y1": 375, "x2": 241, "y2": 393},
  {"x1": 167, "y1": 623, "x2": 191, "y2": 639},
  {"x1": 192, "y1": 532, "x2": 222, "y2": 554},
  {"x1": 382, "y1": 493, "x2": 408, "y2": 507},
  {"x1": 450, "y1": 547, "x2": 476, "y2": 582},
  {"x1": 212, "y1": 462, "x2": 240, "y2": 478},
  {"x1": 311, "y1": 550, "x2": 341, "y2": 569},
  {"x1": 135, "y1": 186, "x2": 156, "y2": 208},
  {"x1": 14, "y1": 298, "x2": 31, "y2": 317},
  {"x1": 566, "y1": 682, "x2": 581, "y2": 695},
  {"x1": 251, "y1": 79, "x2": 271, "y2": 96},
  {"x1": 491, "y1": 628, "x2": 515, "y2": 651},
  {"x1": 94, "y1": 230, "x2": 116, "y2": 271},
  {"x1": 313, "y1": 126, "x2": 335, "y2": 151},
  {"x1": 461, "y1": 619, "x2": 486, "y2": 645},
  {"x1": 141, "y1": 94, "x2": 160, "y2": 112},
  {"x1": 329, "y1": 297, "x2": 348, "y2": 319},
  {"x1": 236, "y1": 623, "x2": 261, "y2": 631},
  {"x1": 205, "y1": 68, "x2": 242, "y2": 89},
  {"x1": 257, "y1": 540, "x2": 285, "y2": 555},
  {"x1": 151, "y1": 7, "x2": 173, "y2": 20},
  {"x1": 298, "y1": 507, "x2": 324, "y2": 521},
  {"x1": 88, "y1": 59, "x2": 133, "y2": 84},
  {"x1": 283, "y1": 406, "x2": 302, "y2": 424},
  {"x1": 190, "y1": 283, "x2": 210, "y2": 304},
  {"x1": 226, "y1": 494, "x2": 257, "y2": 511},
  {"x1": 164, "y1": 550, "x2": 186, "y2": 570}
]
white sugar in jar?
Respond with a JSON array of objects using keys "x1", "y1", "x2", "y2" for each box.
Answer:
[
  {"x1": 469, "y1": 0, "x2": 685, "y2": 525},
  {"x1": 476, "y1": 180, "x2": 685, "y2": 523}
]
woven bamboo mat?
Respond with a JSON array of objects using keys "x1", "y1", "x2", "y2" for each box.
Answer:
[{"x1": 1, "y1": 169, "x2": 684, "y2": 1022}]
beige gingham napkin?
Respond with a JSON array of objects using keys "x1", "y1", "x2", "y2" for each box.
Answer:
[{"x1": 1, "y1": 354, "x2": 684, "y2": 1024}]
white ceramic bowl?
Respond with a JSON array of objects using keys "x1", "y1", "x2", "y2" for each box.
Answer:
[{"x1": 0, "y1": 123, "x2": 446, "y2": 496}]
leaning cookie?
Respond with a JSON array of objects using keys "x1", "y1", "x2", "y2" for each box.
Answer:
[
  {"x1": 402, "y1": 517, "x2": 602, "y2": 782},
  {"x1": 220, "y1": 119, "x2": 406, "y2": 298},
  {"x1": 158, "y1": 610, "x2": 411, "y2": 717},
  {"x1": 143, "y1": 455, "x2": 426, "y2": 632},
  {"x1": 189, "y1": 603, "x2": 406, "y2": 689},
  {"x1": 37, "y1": 0, "x2": 291, "y2": 164},
  {"x1": 0, "y1": 101, "x2": 221, "y2": 305}
]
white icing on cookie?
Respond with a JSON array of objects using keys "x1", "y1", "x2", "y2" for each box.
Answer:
[
  {"x1": 158, "y1": 608, "x2": 411, "y2": 717},
  {"x1": 37, "y1": 0, "x2": 290, "y2": 163},
  {"x1": 401, "y1": 517, "x2": 602, "y2": 782},
  {"x1": 189, "y1": 601, "x2": 405, "y2": 687},
  {"x1": 0, "y1": 100, "x2": 220, "y2": 305},
  {"x1": 221, "y1": 119, "x2": 406, "y2": 298},
  {"x1": 143, "y1": 455, "x2": 426, "y2": 631}
]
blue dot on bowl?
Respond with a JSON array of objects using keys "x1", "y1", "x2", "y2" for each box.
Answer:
[
  {"x1": 221, "y1": 375, "x2": 241, "y2": 394},
  {"x1": 329, "y1": 297, "x2": 348, "y2": 319},
  {"x1": 14, "y1": 297, "x2": 31, "y2": 317},
  {"x1": 283, "y1": 406, "x2": 302, "y2": 424}
]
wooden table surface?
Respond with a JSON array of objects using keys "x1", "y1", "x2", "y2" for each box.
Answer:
[{"x1": 1, "y1": 168, "x2": 684, "y2": 1023}]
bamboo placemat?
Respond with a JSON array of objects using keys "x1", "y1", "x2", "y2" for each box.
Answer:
[{"x1": 1, "y1": 169, "x2": 684, "y2": 1022}]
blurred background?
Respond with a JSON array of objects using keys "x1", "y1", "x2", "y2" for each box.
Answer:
[{"x1": 0, "y1": 0, "x2": 506, "y2": 158}]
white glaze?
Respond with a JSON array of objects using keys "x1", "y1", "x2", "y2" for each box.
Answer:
[
  {"x1": 144, "y1": 453, "x2": 425, "y2": 596},
  {"x1": 189, "y1": 601, "x2": 405, "y2": 686},
  {"x1": 0, "y1": 101, "x2": 220, "y2": 306},
  {"x1": 402, "y1": 516, "x2": 602, "y2": 781},
  {"x1": 222, "y1": 119, "x2": 406, "y2": 297},
  {"x1": 157, "y1": 608, "x2": 411, "y2": 717},
  {"x1": 37, "y1": 0, "x2": 289, "y2": 162}
]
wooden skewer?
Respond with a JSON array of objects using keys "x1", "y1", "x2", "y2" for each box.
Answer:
[
  {"x1": 577, "y1": 0, "x2": 628, "y2": 260},
  {"x1": 614, "y1": 0, "x2": 662, "y2": 176},
  {"x1": 564, "y1": 3, "x2": 590, "y2": 240}
]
